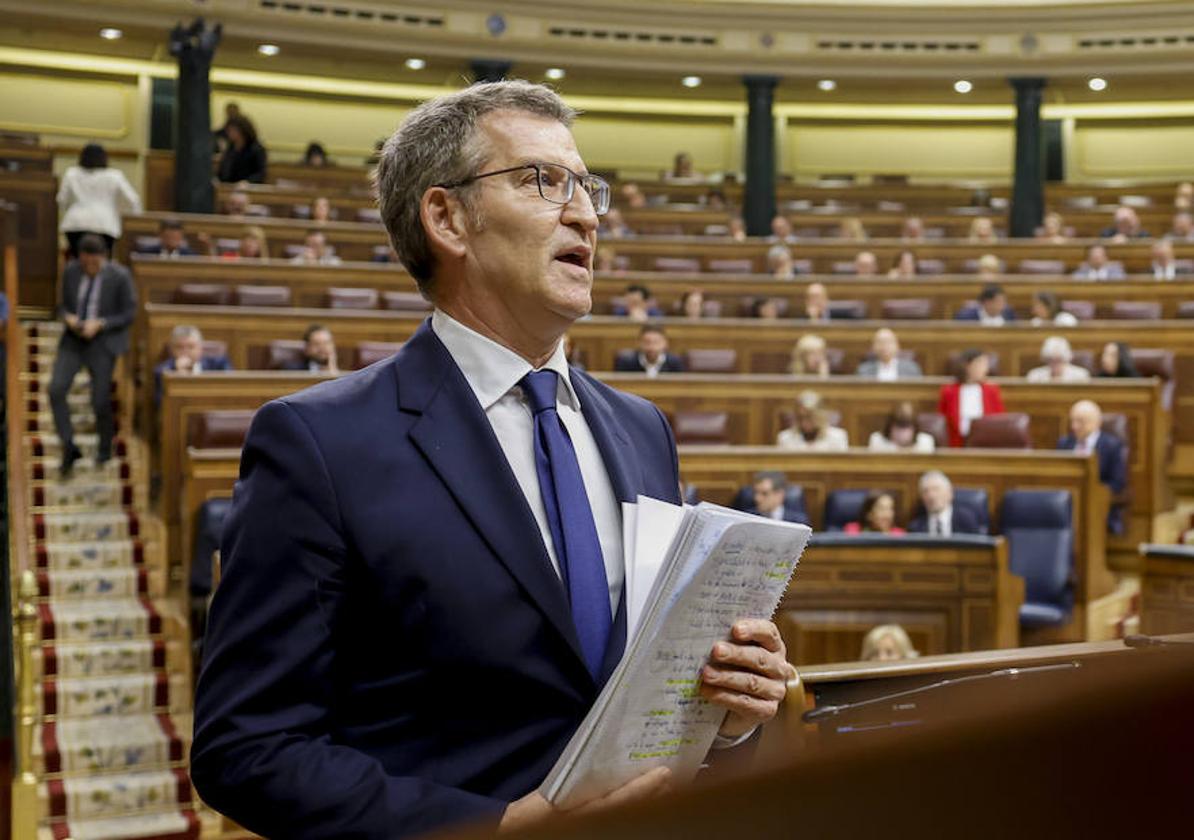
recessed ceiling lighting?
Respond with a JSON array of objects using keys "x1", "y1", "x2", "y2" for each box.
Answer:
[
  {"x1": 405, "y1": 58, "x2": 426, "y2": 70},
  {"x1": 257, "y1": 43, "x2": 280, "y2": 57},
  {"x1": 1088, "y1": 77, "x2": 1108, "y2": 92},
  {"x1": 681, "y1": 75, "x2": 702, "y2": 88},
  {"x1": 954, "y1": 79, "x2": 973, "y2": 94},
  {"x1": 545, "y1": 67, "x2": 566, "y2": 81},
  {"x1": 99, "y1": 28, "x2": 123, "y2": 40},
  {"x1": 817, "y1": 79, "x2": 837, "y2": 92}
]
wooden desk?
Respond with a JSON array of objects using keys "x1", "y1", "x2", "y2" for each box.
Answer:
[
  {"x1": 780, "y1": 535, "x2": 1022, "y2": 664},
  {"x1": 1139, "y1": 544, "x2": 1194, "y2": 635},
  {"x1": 180, "y1": 443, "x2": 1108, "y2": 645}
]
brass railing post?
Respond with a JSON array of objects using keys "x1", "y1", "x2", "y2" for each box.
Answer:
[{"x1": 11, "y1": 569, "x2": 40, "y2": 838}]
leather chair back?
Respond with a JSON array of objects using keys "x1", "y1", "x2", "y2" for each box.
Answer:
[
  {"x1": 1001, "y1": 489, "x2": 1074, "y2": 628},
  {"x1": 823, "y1": 488, "x2": 871, "y2": 531},
  {"x1": 234, "y1": 285, "x2": 292, "y2": 307},
  {"x1": 173, "y1": 283, "x2": 232, "y2": 306},
  {"x1": 1018, "y1": 259, "x2": 1066, "y2": 274},
  {"x1": 707, "y1": 258, "x2": 753, "y2": 274},
  {"x1": 684, "y1": 349, "x2": 738, "y2": 373},
  {"x1": 827, "y1": 300, "x2": 868, "y2": 320},
  {"x1": 1070, "y1": 349, "x2": 1096, "y2": 373},
  {"x1": 946, "y1": 350, "x2": 1000, "y2": 378},
  {"x1": 381, "y1": 291, "x2": 433, "y2": 312},
  {"x1": 189, "y1": 409, "x2": 255, "y2": 449},
  {"x1": 671, "y1": 411, "x2": 729, "y2": 444},
  {"x1": 353, "y1": 341, "x2": 405, "y2": 370},
  {"x1": 881, "y1": 298, "x2": 933, "y2": 319},
  {"x1": 1110, "y1": 301, "x2": 1161, "y2": 320},
  {"x1": 1132, "y1": 348, "x2": 1176, "y2": 409},
  {"x1": 916, "y1": 413, "x2": 949, "y2": 448},
  {"x1": 1177, "y1": 301, "x2": 1194, "y2": 319},
  {"x1": 653, "y1": 257, "x2": 701, "y2": 273},
  {"x1": 325, "y1": 287, "x2": 380, "y2": 310},
  {"x1": 1061, "y1": 300, "x2": 1095, "y2": 321},
  {"x1": 967, "y1": 413, "x2": 1032, "y2": 449},
  {"x1": 952, "y1": 488, "x2": 991, "y2": 534},
  {"x1": 266, "y1": 339, "x2": 308, "y2": 370}
]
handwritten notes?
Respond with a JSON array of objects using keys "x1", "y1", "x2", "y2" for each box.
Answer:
[{"x1": 540, "y1": 500, "x2": 809, "y2": 807}]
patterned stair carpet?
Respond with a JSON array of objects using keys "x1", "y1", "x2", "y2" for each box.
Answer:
[{"x1": 21, "y1": 321, "x2": 204, "y2": 840}]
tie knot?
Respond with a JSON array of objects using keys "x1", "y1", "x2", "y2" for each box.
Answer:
[{"x1": 521, "y1": 369, "x2": 559, "y2": 415}]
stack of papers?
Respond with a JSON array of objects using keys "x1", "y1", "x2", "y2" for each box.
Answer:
[{"x1": 541, "y1": 496, "x2": 809, "y2": 807}]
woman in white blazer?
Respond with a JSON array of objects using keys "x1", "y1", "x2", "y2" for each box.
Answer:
[{"x1": 58, "y1": 143, "x2": 142, "y2": 256}]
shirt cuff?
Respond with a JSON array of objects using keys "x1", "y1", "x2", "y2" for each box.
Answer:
[{"x1": 710, "y1": 725, "x2": 758, "y2": 750}]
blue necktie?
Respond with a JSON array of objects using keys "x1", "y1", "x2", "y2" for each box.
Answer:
[{"x1": 521, "y1": 370, "x2": 611, "y2": 680}]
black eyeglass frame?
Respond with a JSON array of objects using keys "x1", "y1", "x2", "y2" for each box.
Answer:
[{"x1": 435, "y1": 162, "x2": 610, "y2": 215}]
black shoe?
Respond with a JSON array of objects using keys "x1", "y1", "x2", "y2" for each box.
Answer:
[{"x1": 59, "y1": 445, "x2": 83, "y2": 479}]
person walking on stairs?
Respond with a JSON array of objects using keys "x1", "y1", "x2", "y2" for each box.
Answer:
[{"x1": 48, "y1": 234, "x2": 136, "y2": 477}]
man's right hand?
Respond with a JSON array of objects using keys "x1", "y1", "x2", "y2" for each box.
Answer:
[
  {"x1": 498, "y1": 767, "x2": 672, "y2": 833},
  {"x1": 64, "y1": 313, "x2": 80, "y2": 332}
]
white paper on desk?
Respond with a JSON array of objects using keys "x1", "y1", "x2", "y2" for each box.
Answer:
[
  {"x1": 627, "y1": 495, "x2": 688, "y2": 641},
  {"x1": 541, "y1": 503, "x2": 809, "y2": 808}
]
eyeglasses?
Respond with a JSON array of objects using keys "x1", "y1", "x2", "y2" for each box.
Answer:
[{"x1": 436, "y1": 162, "x2": 610, "y2": 215}]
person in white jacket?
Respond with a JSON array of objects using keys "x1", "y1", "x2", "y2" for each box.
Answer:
[{"x1": 58, "y1": 143, "x2": 142, "y2": 257}]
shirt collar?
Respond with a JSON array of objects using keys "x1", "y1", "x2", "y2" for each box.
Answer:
[
  {"x1": 431, "y1": 308, "x2": 579, "y2": 412},
  {"x1": 1084, "y1": 430, "x2": 1101, "y2": 449}
]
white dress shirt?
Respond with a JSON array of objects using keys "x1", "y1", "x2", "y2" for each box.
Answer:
[
  {"x1": 958, "y1": 383, "x2": 985, "y2": 436},
  {"x1": 1074, "y1": 430, "x2": 1100, "y2": 454},
  {"x1": 76, "y1": 272, "x2": 103, "y2": 321},
  {"x1": 929, "y1": 505, "x2": 953, "y2": 537},
  {"x1": 1154, "y1": 262, "x2": 1176, "y2": 281},
  {"x1": 875, "y1": 358, "x2": 900, "y2": 382},
  {"x1": 776, "y1": 425, "x2": 849, "y2": 451},
  {"x1": 431, "y1": 309, "x2": 624, "y2": 614},
  {"x1": 637, "y1": 352, "x2": 666, "y2": 378},
  {"x1": 1026, "y1": 364, "x2": 1091, "y2": 383},
  {"x1": 978, "y1": 311, "x2": 1006, "y2": 327},
  {"x1": 867, "y1": 430, "x2": 935, "y2": 453},
  {"x1": 57, "y1": 166, "x2": 142, "y2": 238}
]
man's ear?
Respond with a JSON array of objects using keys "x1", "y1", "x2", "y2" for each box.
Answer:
[{"x1": 420, "y1": 187, "x2": 469, "y2": 263}]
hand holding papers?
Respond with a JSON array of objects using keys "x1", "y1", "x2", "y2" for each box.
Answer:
[{"x1": 541, "y1": 497, "x2": 809, "y2": 807}]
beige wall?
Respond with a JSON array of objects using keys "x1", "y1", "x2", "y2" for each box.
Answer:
[
  {"x1": 1070, "y1": 119, "x2": 1194, "y2": 183},
  {"x1": 570, "y1": 113, "x2": 738, "y2": 179}
]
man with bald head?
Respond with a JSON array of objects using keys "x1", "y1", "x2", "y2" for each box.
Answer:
[
  {"x1": 1100, "y1": 205, "x2": 1149, "y2": 242},
  {"x1": 856, "y1": 328, "x2": 922, "y2": 380},
  {"x1": 1058, "y1": 399, "x2": 1128, "y2": 534},
  {"x1": 803, "y1": 281, "x2": 830, "y2": 322}
]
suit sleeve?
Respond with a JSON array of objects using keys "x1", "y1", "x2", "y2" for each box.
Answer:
[
  {"x1": 1104, "y1": 439, "x2": 1128, "y2": 494},
  {"x1": 191, "y1": 400, "x2": 507, "y2": 839},
  {"x1": 101, "y1": 270, "x2": 137, "y2": 332}
]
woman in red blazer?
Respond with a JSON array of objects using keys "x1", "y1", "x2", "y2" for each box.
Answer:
[{"x1": 938, "y1": 348, "x2": 1005, "y2": 447}]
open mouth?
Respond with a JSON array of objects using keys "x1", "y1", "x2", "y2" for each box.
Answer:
[{"x1": 554, "y1": 245, "x2": 592, "y2": 269}]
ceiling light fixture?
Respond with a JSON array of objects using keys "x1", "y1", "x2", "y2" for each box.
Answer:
[
  {"x1": 257, "y1": 44, "x2": 280, "y2": 57},
  {"x1": 817, "y1": 79, "x2": 837, "y2": 92},
  {"x1": 681, "y1": 75, "x2": 702, "y2": 88},
  {"x1": 1088, "y1": 77, "x2": 1108, "y2": 92},
  {"x1": 954, "y1": 79, "x2": 973, "y2": 94},
  {"x1": 99, "y1": 28, "x2": 123, "y2": 40},
  {"x1": 545, "y1": 67, "x2": 566, "y2": 80},
  {"x1": 405, "y1": 58, "x2": 426, "y2": 70}
]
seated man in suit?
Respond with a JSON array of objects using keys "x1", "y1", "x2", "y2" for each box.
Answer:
[
  {"x1": 803, "y1": 281, "x2": 831, "y2": 321},
  {"x1": 192, "y1": 80, "x2": 790, "y2": 839},
  {"x1": 1072, "y1": 244, "x2": 1126, "y2": 281},
  {"x1": 856, "y1": 328, "x2": 922, "y2": 380},
  {"x1": 907, "y1": 470, "x2": 983, "y2": 536},
  {"x1": 289, "y1": 229, "x2": 343, "y2": 265},
  {"x1": 1057, "y1": 399, "x2": 1128, "y2": 534},
  {"x1": 280, "y1": 323, "x2": 340, "y2": 373},
  {"x1": 614, "y1": 324, "x2": 685, "y2": 376},
  {"x1": 954, "y1": 283, "x2": 1016, "y2": 326},
  {"x1": 153, "y1": 324, "x2": 233, "y2": 406},
  {"x1": 749, "y1": 470, "x2": 809, "y2": 524},
  {"x1": 1169, "y1": 211, "x2": 1194, "y2": 242},
  {"x1": 1151, "y1": 239, "x2": 1190, "y2": 280},
  {"x1": 152, "y1": 218, "x2": 197, "y2": 258},
  {"x1": 48, "y1": 234, "x2": 136, "y2": 476},
  {"x1": 1099, "y1": 205, "x2": 1150, "y2": 242}
]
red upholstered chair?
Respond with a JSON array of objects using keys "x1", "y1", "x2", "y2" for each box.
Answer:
[
  {"x1": 966, "y1": 413, "x2": 1032, "y2": 449},
  {"x1": 1070, "y1": 350, "x2": 1096, "y2": 373},
  {"x1": 265, "y1": 340, "x2": 308, "y2": 370},
  {"x1": 828, "y1": 300, "x2": 868, "y2": 320},
  {"x1": 1131, "y1": 349, "x2": 1176, "y2": 409},
  {"x1": 831, "y1": 261, "x2": 857, "y2": 275},
  {"x1": 245, "y1": 204, "x2": 271, "y2": 217},
  {"x1": 825, "y1": 347, "x2": 847, "y2": 374},
  {"x1": 653, "y1": 257, "x2": 701, "y2": 273},
  {"x1": 234, "y1": 285, "x2": 292, "y2": 307},
  {"x1": 1060, "y1": 300, "x2": 1095, "y2": 321},
  {"x1": 172, "y1": 284, "x2": 232, "y2": 305},
  {"x1": 353, "y1": 341, "x2": 405, "y2": 369},
  {"x1": 381, "y1": 291, "x2": 433, "y2": 312},
  {"x1": 1019, "y1": 259, "x2": 1066, "y2": 275},
  {"x1": 188, "y1": 410, "x2": 256, "y2": 449},
  {"x1": 291, "y1": 204, "x2": 312, "y2": 220},
  {"x1": 1110, "y1": 301, "x2": 1161, "y2": 320},
  {"x1": 701, "y1": 300, "x2": 723, "y2": 318},
  {"x1": 356, "y1": 207, "x2": 382, "y2": 223},
  {"x1": 917, "y1": 413, "x2": 949, "y2": 448},
  {"x1": 1177, "y1": 301, "x2": 1194, "y2": 319},
  {"x1": 917, "y1": 258, "x2": 946, "y2": 275},
  {"x1": 683, "y1": 349, "x2": 738, "y2": 373},
  {"x1": 792, "y1": 259, "x2": 814, "y2": 275},
  {"x1": 325, "y1": 287, "x2": 379, "y2": 309},
  {"x1": 671, "y1": 411, "x2": 730, "y2": 444},
  {"x1": 706, "y1": 258, "x2": 753, "y2": 274},
  {"x1": 881, "y1": 298, "x2": 932, "y2": 320}
]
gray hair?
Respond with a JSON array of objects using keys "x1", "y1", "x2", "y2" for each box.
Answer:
[
  {"x1": 372, "y1": 80, "x2": 576, "y2": 297},
  {"x1": 1040, "y1": 335, "x2": 1073, "y2": 363},
  {"x1": 918, "y1": 470, "x2": 952, "y2": 493},
  {"x1": 171, "y1": 324, "x2": 202, "y2": 343}
]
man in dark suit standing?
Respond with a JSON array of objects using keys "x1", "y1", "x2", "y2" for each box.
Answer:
[
  {"x1": 749, "y1": 471, "x2": 809, "y2": 524},
  {"x1": 48, "y1": 234, "x2": 135, "y2": 476},
  {"x1": 192, "y1": 81, "x2": 790, "y2": 839},
  {"x1": 1058, "y1": 399, "x2": 1128, "y2": 534},
  {"x1": 907, "y1": 470, "x2": 984, "y2": 536},
  {"x1": 613, "y1": 324, "x2": 685, "y2": 376}
]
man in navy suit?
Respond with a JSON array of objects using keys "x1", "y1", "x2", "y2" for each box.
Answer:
[
  {"x1": 152, "y1": 324, "x2": 233, "y2": 406},
  {"x1": 1057, "y1": 400, "x2": 1128, "y2": 534},
  {"x1": 749, "y1": 471, "x2": 809, "y2": 524},
  {"x1": 907, "y1": 470, "x2": 984, "y2": 536},
  {"x1": 953, "y1": 283, "x2": 1016, "y2": 326},
  {"x1": 613, "y1": 324, "x2": 686, "y2": 376},
  {"x1": 192, "y1": 81, "x2": 791, "y2": 839}
]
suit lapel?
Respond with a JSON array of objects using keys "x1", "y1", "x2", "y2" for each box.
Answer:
[{"x1": 397, "y1": 322, "x2": 590, "y2": 676}]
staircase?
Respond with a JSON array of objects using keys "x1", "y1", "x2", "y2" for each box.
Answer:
[{"x1": 17, "y1": 320, "x2": 212, "y2": 840}]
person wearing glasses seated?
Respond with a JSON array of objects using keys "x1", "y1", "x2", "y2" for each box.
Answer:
[
  {"x1": 194, "y1": 82, "x2": 791, "y2": 840},
  {"x1": 843, "y1": 491, "x2": 906, "y2": 536}
]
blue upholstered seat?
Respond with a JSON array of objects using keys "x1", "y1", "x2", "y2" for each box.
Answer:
[
  {"x1": 823, "y1": 489, "x2": 871, "y2": 531},
  {"x1": 1001, "y1": 490, "x2": 1074, "y2": 629},
  {"x1": 953, "y1": 488, "x2": 991, "y2": 534}
]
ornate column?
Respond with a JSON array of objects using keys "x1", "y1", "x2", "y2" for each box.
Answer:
[
  {"x1": 169, "y1": 18, "x2": 222, "y2": 213},
  {"x1": 743, "y1": 75, "x2": 779, "y2": 237},
  {"x1": 1009, "y1": 77, "x2": 1047, "y2": 238}
]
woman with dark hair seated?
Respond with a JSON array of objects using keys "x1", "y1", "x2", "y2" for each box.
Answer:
[
  {"x1": 869, "y1": 401, "x2": 935, "y2": 452},
  {"x1": 844, "y1": 491, "x2": 906, "y2": 535},
  {"x1": 302, "y1": 142, "x2": 331, "y2": 167},
  {"x1": 1029, "y1": 291, "x2": 1079, "y2": 327},
  {"x1": 937, "y1": 348, "x2": 1004, "y2": 447},
  {"x1": 217, "y1": 114, "x2": 268, "y2": 183},
  {"x1": 57, "y1": 142, "x2": 142, "y2": 257},
  {"x1": 1098, "y1": 341, "x2": 1139, "y2": 378}
]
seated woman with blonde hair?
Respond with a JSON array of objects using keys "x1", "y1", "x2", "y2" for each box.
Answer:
[
  {"x1": 777, "y1": 390, "x2": 848, "y2": 451},
  {"x1": 1027, "y1": 336, "x2": 1091, "y2": 383},
  {"x1": 844, "y1": 491, "x2": 906, "y2": 536},
  {"x1": 789, "y1": 334, "x2": 831, "y2": 377},
  {"x1": 860, "y1": 624, "x2": 920, "y2": 661}
]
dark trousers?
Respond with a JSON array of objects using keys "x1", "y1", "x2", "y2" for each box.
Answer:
[
  {"x1": 48, "y1": 334, "x2": 117, "y2": 458},
  {"x1": 65, "y1": 231, "x2": 116, "y2": 259}
]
